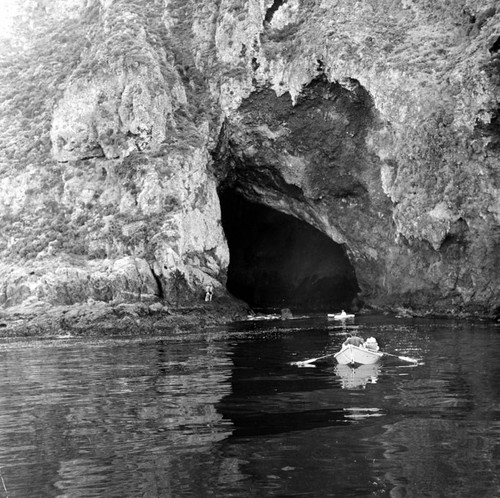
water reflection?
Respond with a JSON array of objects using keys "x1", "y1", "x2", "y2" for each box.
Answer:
[
  {"x1": 0, "y1": 317, "x2": 499, "y2": 497},
  {"x1": 334, "y1": 363, "x2": 380, "y2": 389},
  {"x1": 217, "y1": 328, "x2": 351, "y2": 438},
  {"x1": 0, "y1": 340, "x2": 235, "y2": 497}
]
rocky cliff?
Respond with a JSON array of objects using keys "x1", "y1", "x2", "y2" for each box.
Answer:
[{"x1": 1, "y1": 0, "x2": 499, "y2": 317}]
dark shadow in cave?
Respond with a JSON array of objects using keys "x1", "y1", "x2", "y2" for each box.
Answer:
[{"x1": 219, "y1": 189, "x2": 360, "y2": 312}]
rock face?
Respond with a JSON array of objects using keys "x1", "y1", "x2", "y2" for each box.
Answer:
[{"x1": 1, "y1": 0, "x2": 500, "y2": 316}]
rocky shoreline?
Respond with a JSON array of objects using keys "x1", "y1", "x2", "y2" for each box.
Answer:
[
  {"x1": 0, "y1": 298, "x2": 250, "y2": 339},
  {"x1": 0, "y1": 298, "x2": 497, "y2": 341}
]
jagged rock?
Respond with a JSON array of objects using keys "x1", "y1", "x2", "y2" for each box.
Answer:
[
  {"x1": 0, "y1": 0, "x2": 500, "y2": 316},
  {"x1": 0, "y1": 257, "x2": 160, "y2": 307}
]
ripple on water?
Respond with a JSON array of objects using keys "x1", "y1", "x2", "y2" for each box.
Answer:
[{"x1": 0, "y1": 316, "x2": 498, "y2": 497}]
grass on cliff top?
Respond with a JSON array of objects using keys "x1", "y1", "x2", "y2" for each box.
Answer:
[
  {"x1": 0, "y1": 2, "x2": 97, "y2": 260},
  {"x1": 0, "y1": 0, "x2": 214, "y2": 177},
  {"x1": 0, "y1": 5, "x2": 97, "y2": 262},
  {"x1": 0, "y1": 0, "x2": 213, "y2": 264},
  {"x1": 0, "y1": 5, "x2": 98, "y2": 175}
]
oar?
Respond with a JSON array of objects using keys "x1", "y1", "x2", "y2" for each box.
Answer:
[
  {"x1": 382, "y1": 352, "x2": 419, "y2": 364},
  {"x1": 290, "y1": 352, "x2": 336, "y2": 366},
  {"x1": 292, "y1": 350, "x2": 419, "y2": 366}
]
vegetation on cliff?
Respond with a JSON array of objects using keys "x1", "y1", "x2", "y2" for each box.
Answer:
[
  {"x1": 0, "y1": 0, "x2": 500, "y2": 318},
  {"x1": 0, "y1": 3, "x2": 93, "y2": 261}
]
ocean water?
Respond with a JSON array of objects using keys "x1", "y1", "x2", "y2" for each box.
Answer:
[{"x1": 0, "y1": 314, "x2": 498, "y2": 497}]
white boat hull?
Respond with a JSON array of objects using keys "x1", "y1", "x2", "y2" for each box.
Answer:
[
  {"x1": 328, "y1": 313, "x2": 355, "y2": 320},
  {"x1": 334, "y1": 344, "x2": 383, "y2": 365}
]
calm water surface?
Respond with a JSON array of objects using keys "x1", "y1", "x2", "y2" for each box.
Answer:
[{"x1": 0, "y1": 315, "x2": 499, "y2": 497}]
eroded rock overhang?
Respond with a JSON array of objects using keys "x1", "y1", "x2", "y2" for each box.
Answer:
[{"x1": 213, "y1": 76, "x2": 394, "y2": 306}]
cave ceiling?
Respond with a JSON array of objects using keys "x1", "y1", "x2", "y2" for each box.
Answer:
[{"x1": 214, "y1": 76, "x2": 395, "y2": 278}]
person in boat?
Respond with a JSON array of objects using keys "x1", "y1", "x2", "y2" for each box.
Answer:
[
  {"x1": 343, "y1": 335, "x2": 365, "y2": 347},
  {"x1": 365, "y1": 337, "x2": 380, "y2": 351}
]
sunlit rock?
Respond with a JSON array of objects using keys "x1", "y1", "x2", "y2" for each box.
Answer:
[{"x1": 1, "y1": 0, "x2": 500, "y2": 316}]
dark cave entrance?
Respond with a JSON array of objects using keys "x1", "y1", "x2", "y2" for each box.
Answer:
[{"x1": 219, "y1": 189, "x2": 360, "y2": 312}]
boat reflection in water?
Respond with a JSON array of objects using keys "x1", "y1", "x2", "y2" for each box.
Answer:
[{"x1": 334, "y1": 363, "x2": 381, "y2": 389}]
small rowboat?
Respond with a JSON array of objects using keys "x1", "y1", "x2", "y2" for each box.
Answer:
[
  {"x1": 291, "y1": 336, "x2": 418, "y2": 368},
  {"x1": 334, "y1": 344, "x2": 383, "y2": 365},
  {"x1": 327, "y1": 310, "x2": 355, "y2": 320}
]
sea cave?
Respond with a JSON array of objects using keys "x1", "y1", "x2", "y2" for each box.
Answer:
[{"x1": 219, "y1": 189, "x2": 360, "y2": 312}]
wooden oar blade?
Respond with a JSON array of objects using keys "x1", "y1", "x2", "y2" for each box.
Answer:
[
  {"x1": 382, "y1": 351, "x2": 420, "y2": 364},
  {"x1": 398, "y1": 355, "x2": 419, "y2": 364},
  {"x1": 290, "y1": 358, "x2": 318, "y2": 366},
  {"x1": 292, "y1": 361, "x2": 317, "y2": 368}
]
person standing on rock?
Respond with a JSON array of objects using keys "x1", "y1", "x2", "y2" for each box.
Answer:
[{"x1": 205, "y1": 284, "x2": 213, "y2": 302}]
